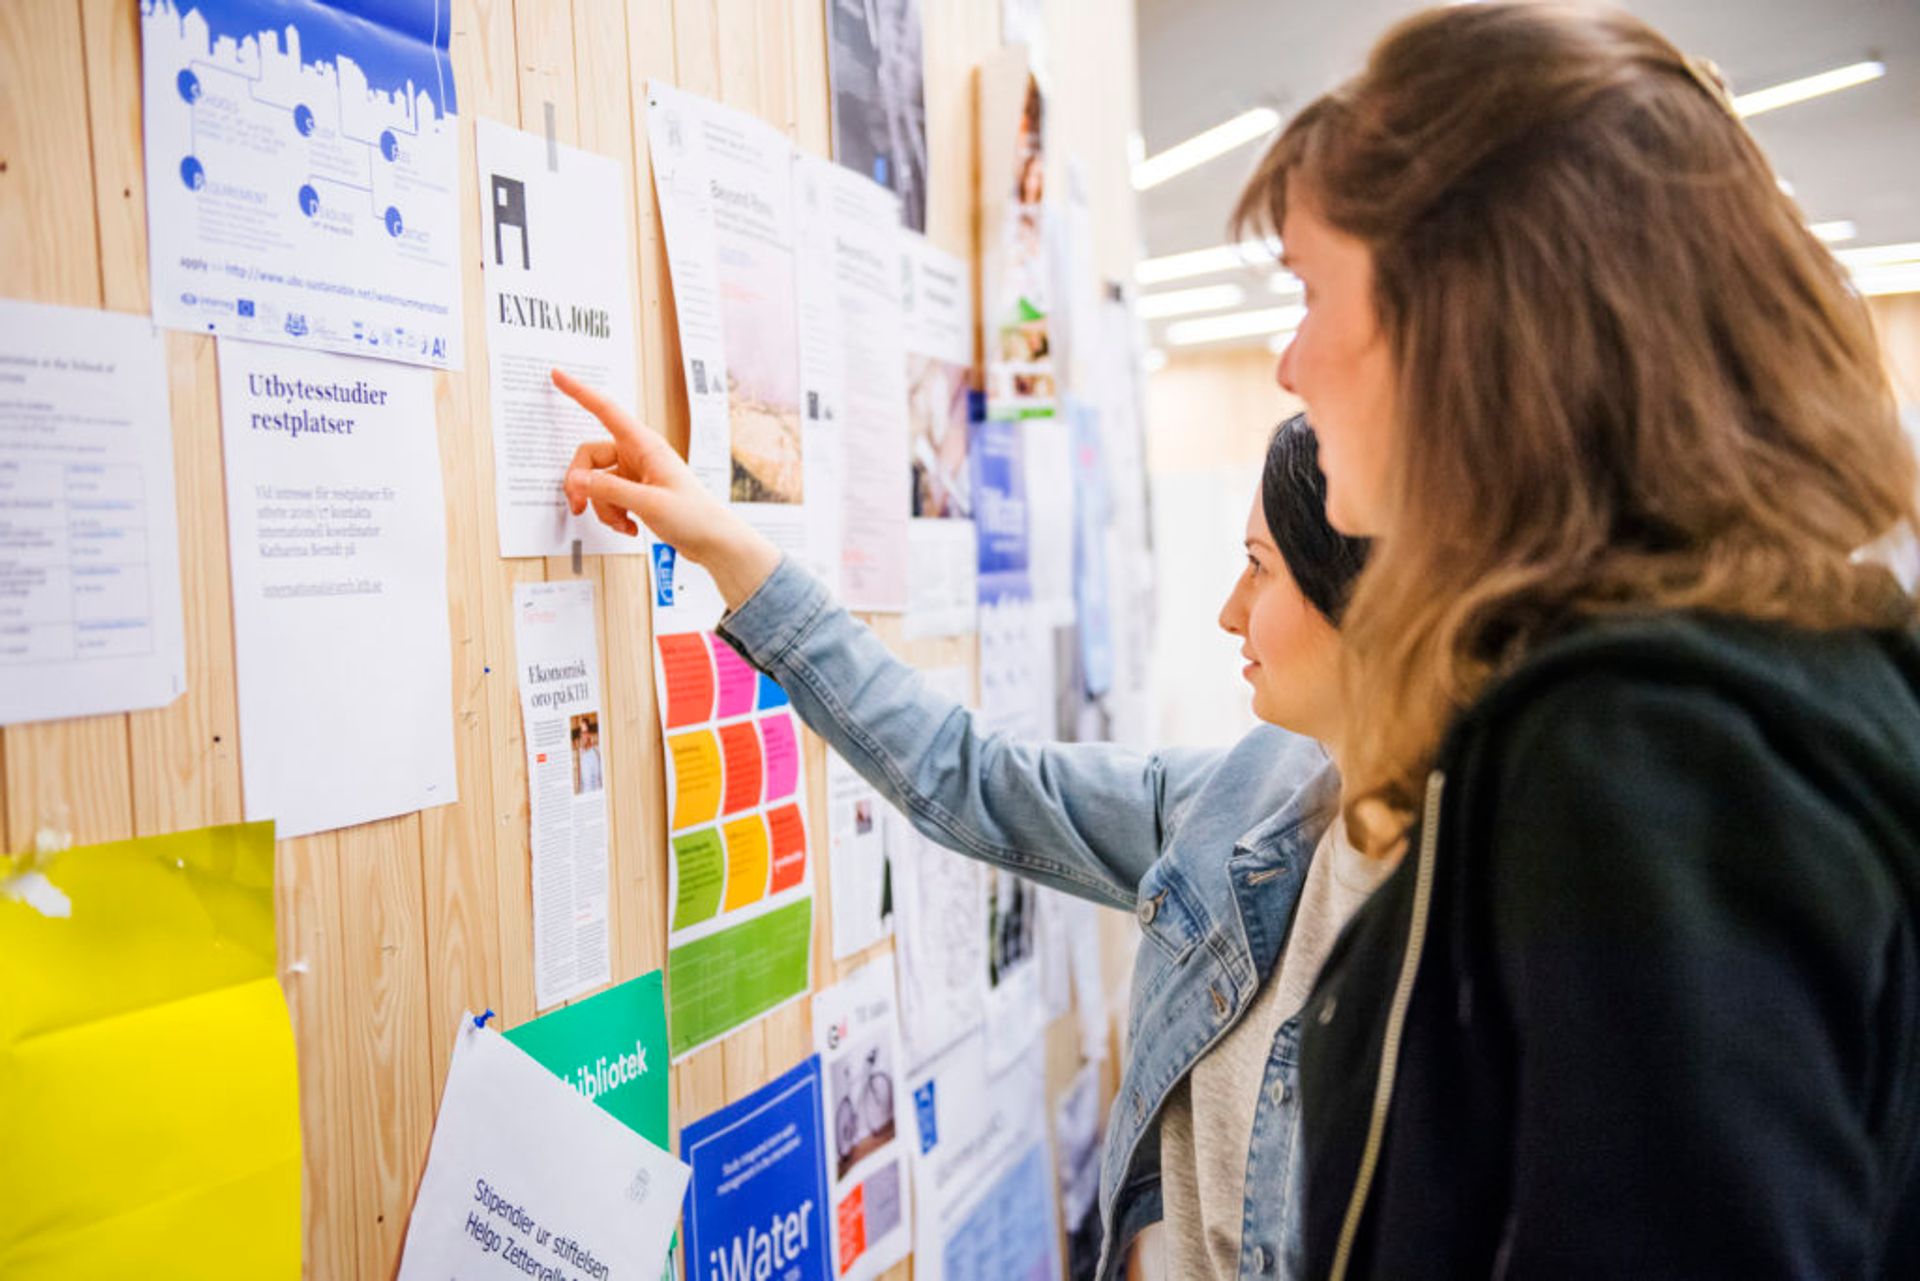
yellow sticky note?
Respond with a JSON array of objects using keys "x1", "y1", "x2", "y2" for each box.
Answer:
[
  {"x1": 721, "y1": 814, "x2": 770, "y2": 911},
  {"x1": 669, "y1": 729, "x2": 723, "y2": 829},
  {"x1": 0, "y1": 822, "x2": 300, "y2": 1279}
]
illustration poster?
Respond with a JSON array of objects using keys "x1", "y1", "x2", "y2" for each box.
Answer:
[
  {"x1": 978, "y1": 51, "x2": 1053, "y2": 418},
  {"x1": 648, "y1": 547, "x2": 813, "y2": 1059},
  {"x1": 141, "y1": 0, "x2": 463, "y2": 368}
]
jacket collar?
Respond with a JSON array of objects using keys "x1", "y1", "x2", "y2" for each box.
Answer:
[{"x1": 1234, "y1": 754, "x2": 1340, "y2": 863}]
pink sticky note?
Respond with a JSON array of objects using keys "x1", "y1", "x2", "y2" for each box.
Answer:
[
  {"x1": 710, "y1": 634, "x2": 757, "y2": 718},
  {"x1": 760, "y1": 712, "x2": 799, "y2": 801}
]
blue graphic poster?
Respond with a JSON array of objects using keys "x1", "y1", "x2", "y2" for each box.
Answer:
[
  {"x1": 971, "y1": 417, "x2": 1031, "y2": 604},
  {"x1": 682, "y1": 1056, "x2": 833, "y2": 1281},
  {"x1": 140, "y1": 0, "x2": 463, "y2": 368}
]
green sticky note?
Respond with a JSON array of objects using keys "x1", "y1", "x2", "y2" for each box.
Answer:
[{"x1": 505, "y1": 970, "x2": 669, "y2": 1148}]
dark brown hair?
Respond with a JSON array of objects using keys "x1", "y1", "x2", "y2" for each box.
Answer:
[{"x1": 1233, "y1": 2, "x2": 1917, "y2": 850}]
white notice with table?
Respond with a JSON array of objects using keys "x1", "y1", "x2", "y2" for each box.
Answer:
[{"x1": 0, "y1": 299, "x2": 186, "y2": 725}]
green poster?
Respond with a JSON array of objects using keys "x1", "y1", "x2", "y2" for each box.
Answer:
[{"x1": 505, "y1": 969, "x2": 669, "y2": 1148}]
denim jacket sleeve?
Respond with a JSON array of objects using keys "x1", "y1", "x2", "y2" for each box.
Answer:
[{"x1": 716, "y1": 558, "x2": 1222, "y2": 910}]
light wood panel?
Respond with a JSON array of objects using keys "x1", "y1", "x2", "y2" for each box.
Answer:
[{"x1": 0, "y1": 1, "x2": 1145, "y2": 1276}]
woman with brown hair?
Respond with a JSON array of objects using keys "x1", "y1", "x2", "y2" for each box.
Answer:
[{"x1": 1231, "y1": 3, "x2": 1920, "y2": 1277}]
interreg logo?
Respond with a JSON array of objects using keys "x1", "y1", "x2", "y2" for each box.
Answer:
[
  {"x1": 913, "y1": 1080, "x2": 938, "y2": 1154},
  {"x1": 653, "y1": 544, "x2": 677, "y2": 606}
]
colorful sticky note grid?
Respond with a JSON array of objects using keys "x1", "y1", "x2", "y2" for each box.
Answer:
[
  {"x1": 659, "y1": 633, "x2": 715, "y2": 729},
  {"x1": 718, "y1": 721, "x2": 764, "y2": 816},
  {"x1": 671, "y1": 829, "x2": 726, "y2": 929},
  {"x1": 767, "y1": 803, "x2": 807, "y2": 894},
  {"x1": 721, "y1": 814, "x2": 770, "y2": 911},
  {"x1": 710, "y1": 635, "x2": 758, "y2": 718},
  {"x1": 761, "y1": 711, "x2": 799, "y2": 802},
  {"x1": 668, "y1": 730, "x2": 722, "y2": 829}
]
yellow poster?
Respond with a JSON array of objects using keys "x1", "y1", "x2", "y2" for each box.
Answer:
[{"x1": 0, "y1": 821, "x2": 300, "y2": 1279}]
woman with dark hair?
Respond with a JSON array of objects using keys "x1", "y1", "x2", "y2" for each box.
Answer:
[
  {"x1": 553, "y1": 379, "x2": 1366, "y2": 1281},
  {"x1": 1229, "y1": 4, "x2": 1920, "y2": 1277}
]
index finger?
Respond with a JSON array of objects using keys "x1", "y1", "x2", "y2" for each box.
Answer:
[{"x1": 552, "y1": 368, "x2": 643, "y2": 445}]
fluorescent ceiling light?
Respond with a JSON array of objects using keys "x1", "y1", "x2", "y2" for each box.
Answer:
[
  {"x1": 1132, "y1": 107, "x2": 1280, "y2": 191},
  {"x1": 1135, "y1": 240, "x2": 1272, "y2": 286},
  {"x1": 1269, "y1": 270, "x2": 1303, "y2": 297},
  {"x1": 1809, "y1": 219, "x2": 1857, "y2": 244},
  {"x1": 1733, "y1": 60, "x2": 1885, "y2": 118},
  {"x1": 1166, "y1": 304, "x2": 1308, "y2": 346},
  {"x1": 1852, "y1": 263, "x2": 1920, "y2": 297},
  {"x1": 1266, "y1": 329, "x2": 1298, "y2": 355},
  {"x1": 1836, "y1": 241, "x2": 1920, "y2": 270},
  {"x1": 1136, "y1": 283, "x2": 1246, "y2": 320}
]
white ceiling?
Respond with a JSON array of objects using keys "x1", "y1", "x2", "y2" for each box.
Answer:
[{"x1": 1132, "y1": 0, "x2": 1920, "y2": 349}]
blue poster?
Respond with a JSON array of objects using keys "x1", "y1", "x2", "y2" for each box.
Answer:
[
  {"x1": 682, "y1": 1056, "x2": 833, "y2": 1281},
  {"x1": 141, "y1": 0, "x2": 463, "y2": 367},
  {"x1": 939, "y1": 1141, "x2": 1061, "y2": 1281},
  {"x1": 971, "y1": 417, "x2": 1031, "y2": 604},
  {"x1": 1069, "y1": 400, "x2": 1114, "y2": 698}
]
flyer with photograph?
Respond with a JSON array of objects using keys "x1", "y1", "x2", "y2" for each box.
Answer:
[
  {"x1": 812, "y1": 957, "x2": 914, "y2": 1281},
  {"x1": 512, "y1": 579, "x2": 612, "y2": 1010},
  {"x1": 646, "y1": 83, "x2": 808, "y2": 559}
]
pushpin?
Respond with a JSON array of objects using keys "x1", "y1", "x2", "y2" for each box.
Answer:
[{"x1": 474, "y1": 1008, "x2": 496, "y2": 1029}]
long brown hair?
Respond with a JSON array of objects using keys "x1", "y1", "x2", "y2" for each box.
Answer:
[{"x1": 1232, "y1": 2, "x2": 1917, "y2": 851}]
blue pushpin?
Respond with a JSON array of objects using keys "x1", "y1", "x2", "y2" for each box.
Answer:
[{"x1": 474, "y1": 1008, "x2": 496, "y2": 1029}]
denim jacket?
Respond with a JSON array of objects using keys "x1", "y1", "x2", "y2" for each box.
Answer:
[{"x1": 718, "y1": 558, "x2": 1337, "y2": 1281}]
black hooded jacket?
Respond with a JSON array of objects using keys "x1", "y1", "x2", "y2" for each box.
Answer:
[{"x1": 1298, "y1": 610, "x2": 1920, "y2": 1279}]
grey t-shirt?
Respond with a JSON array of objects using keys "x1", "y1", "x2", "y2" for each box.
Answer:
[{"x1": 1158, "y1": 817, "x2": 1390, "y2": 1278}]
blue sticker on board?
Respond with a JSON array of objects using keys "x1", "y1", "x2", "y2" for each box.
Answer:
[
  {"x1": 681, "y1": 1056, "x2": 832, "y2": 1281},
  {"x1": 914, "y1": 1079, "x2": 938, "y2": 1154},
  {"x1": 653, "y1": 543, "x2": 678, "y2": 607}
]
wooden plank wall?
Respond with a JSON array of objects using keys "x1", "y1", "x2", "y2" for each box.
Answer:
[{"x1": 0, "y1": 0, "x2": 1144, "y2": 1276}]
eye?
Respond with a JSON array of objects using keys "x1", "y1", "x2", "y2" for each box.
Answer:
[{"x1": 1246, "y1": 554, "x2": 1264, "y2": 578}]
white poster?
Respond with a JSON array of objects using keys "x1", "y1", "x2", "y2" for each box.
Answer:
[
  {"x1": 891, "y1": 812, "x2": 986, "y2": 1070},
  {"x1": 397, "y1": 1016, "x2": 688, "y2": 1281},
  {"x1": 793, "y1": 155, "x2": 849, "y2": 591},
  {"x1": 903, "y1": 520, "x2": 977, "y2": 639},
  {"x1": 645, "y1": 83, "x2": 808, "y2": 558},
  {"x1": 1024, "y1": 417, "x2": 1076, "y2": 626},
  {"x1": 812, "y1": 956, "x2": 915, "y2": 1281},
  {"x1": 812, "y1": 158, "x2": 911, "y2": 613},
  {"x1": 217, "y1": 338, "x2": 454, "y2": 837},
  {"x1": 907, "y1": 1030, "x2": 1060, "y2": 1281},
  {"x1": 512, "y1": 580, "x2": 612, "y2": 1010},
  {"x1": 141, "y1": 0, "x2": 463, "y2": 368},
  {"x1": 0, "y1": 300, "x2": 186, "y2": 725},
  {"x1": 978, "y1": 597, "x2": 1051, "y2": 742},
  {"x1": 826, "y1": 748, "x2": 894, "y2": 960},
  {"x1": 476, "y1": 118, "x2": 642, "y2": 558}
]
